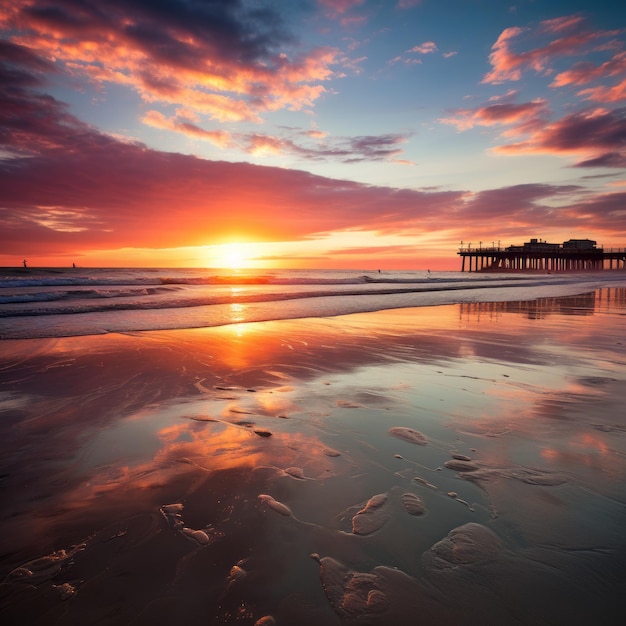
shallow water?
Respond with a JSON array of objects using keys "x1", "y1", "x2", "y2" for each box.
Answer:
[{"x1": 0, "y1": 289, "x2": 625, "y2": 624}]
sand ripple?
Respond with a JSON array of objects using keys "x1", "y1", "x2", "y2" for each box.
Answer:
[
  {"x1": 401, "y1": 492, "x2": 426, "y2": 516},
  {"x1": 444, "y1": 459, "x2": 480, "y2": 472},
  {"x1": 4, "y1": 544, "x2": 85, "y2": 586},
  {"x1": 351, "y1": 493, "x2": 390, "y2": 535},
  {"x1": 445, "y1": 461, "x2": 567, "y2": 486},
  {"x1": 258, "y1": 494, "x2": 292, "y2": 516},
  {"x1": 388, "y1": 426, "x2": 428, "y2": 445},
  {"x1": 313, "y1": 556, "x2": 389, "y2": 619},
  {"x1": 160, "y1": 502, "x2": 223, "y2": 545},
  {"x1": 422, "y1": 523, "x2": 502, "y2": 570}
]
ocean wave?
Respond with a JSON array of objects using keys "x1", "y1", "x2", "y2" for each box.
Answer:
[
  {"x1": 0, "y1": 286, "x2": 427, "y2": 317},
  {"x1": 1, "y1": 268, "x2": 522, "y2": 289},
  {"x1": 3, "y1": 268, "x2": 626, "y2": 339},
  {"x1": 0, "y1": 278, "x2": 577, "y2": 318},
  {"x1": 0, "y1": 291, "x2": 63, "y2": 304},
  {"x1": 0, "y1": 286, "x2": 180, "y2": 306},
  {"x1": 157, "y1": 273, "x2": 402, "y2": 285}
]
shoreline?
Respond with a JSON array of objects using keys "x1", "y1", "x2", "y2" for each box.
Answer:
[{"x1": 1, "y1": 291, "x2": 625, "y2": 624}]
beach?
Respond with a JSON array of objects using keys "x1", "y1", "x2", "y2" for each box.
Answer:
[{"x1": 1, "y1": 285, "x2": 625, "y2": 624}]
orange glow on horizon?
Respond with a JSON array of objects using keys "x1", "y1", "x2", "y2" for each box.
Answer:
[{"x1": 0, "y1": 235, "x2": 461, "y2": 271}]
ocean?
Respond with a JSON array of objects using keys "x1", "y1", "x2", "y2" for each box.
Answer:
[{"x1": 3, "y1": 267, "x2": 626, "y2": 339}]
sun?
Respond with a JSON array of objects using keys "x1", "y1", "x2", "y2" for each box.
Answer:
[{"x1": 213, "y1": 243, "x2": 251, "y2": 269}]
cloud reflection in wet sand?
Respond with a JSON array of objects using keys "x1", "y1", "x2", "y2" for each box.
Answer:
[{"x1": 0, "y1": 289, "x2": 625, "y2": 624}]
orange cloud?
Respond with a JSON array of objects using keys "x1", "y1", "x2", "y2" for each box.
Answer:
[
  {"x1": 4, "y1": 0, "x2": 340, "y2": 125},
  {"x1": 577, "y1": 78, "x2": 626, "y2": 103},
  {"x1": 143, "y1": 110, "x2": 232, "y2": 147},
  {"x1": 551, "y1": 51, "x2": 626, "y2": 87}
]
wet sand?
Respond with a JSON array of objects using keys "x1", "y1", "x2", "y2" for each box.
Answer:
[{"x1": 1, "y1": 289, "x2": 625, "y2": 625}]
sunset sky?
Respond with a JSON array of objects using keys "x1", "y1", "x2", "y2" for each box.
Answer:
[{"x1": 1, "y1": 0, "x2": 625, "y2": 269}]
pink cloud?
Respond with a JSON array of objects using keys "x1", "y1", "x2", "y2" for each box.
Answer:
[
  {"x1": 541, "y1": 14, "x2": 587, "y2": 34},
  {"x1": 392, "y1": 40, "x2": 455, "y2": 66},
  {"x1": 493, "y1": 107, "x2": 626, "y2": 167},
  {"x1": 317, "y1": 0, "x2": 367, "y2": 27},
  {"x1": 577, "y1": 79, "x2": 626, "y2": 104},
  {"x1": 550, "y1": 51, "x2": 626, "y2": 103},
  {"x1": 439, "y1": 99, "x2": 550, "y2": 133},
  {"x1": 482, "y1": 14, "x2": 619, "y2": 85},
  {"x1": 318, "y1": 0, "x2": 365, "y2": 16},
  {"x1": 551, "y1": 51, "x2": 626, "y2": 87},
  {"x1": 410, "y1": 41, "x2": 438, "y2": 55},
  {"x1": 482, "y1": 26, "x2": 528, "y2": 83}
]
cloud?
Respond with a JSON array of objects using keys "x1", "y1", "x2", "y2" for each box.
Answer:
[
  {"x1": 453, "y1": 183, "x2": 626, "y2": 241},
  {"x1": 550, "y1": 51, "x2": 626, "y2": 88},
  {"x1": 493, "y1": 107, "x2": 626, "y2": 167},
  {"x1": 442, "y1": 98, "x2": 626, "y2": 168},
  {"x1": 3, "y1": 130, "x2": 622, "y2": 257},
  {"x1": 439, "y1": 98, "x2": 550, "y2": 134},
  {"x1": 2, "y1": 0, "x2": 340, "y2": 123},
  {"x1": 390, "y1": 40, "x2": 456, "y2": 66},
  {"x1": 549, "y1": 49, "x2": 626, "y2": 103},
  {"x1": 410, "y1": 41, "x2": 438, "y2": 54},
  {"x1": 576, "y1": 79, "x2": 626, "y2": 104},
  {"x1": 143, "y1": 110, "x2": 232, "y2": 148},
  {"x1": 574, "y1": 152, "x2": 626, "y2": 168},
  {"x1": 140, "y1": 107, "x2": 411, "y2": 162},
  {"x1": 317, "y1": 0, "x2": 367, "y2": 28},
  {"x1": 318, "y1": 0, "x2": 365, "y2": 16},
  {"x1": 2, "y1": 36, "x2": 625, "y2": 259},
  {"x1": 482, "y1": 14, "x2": 620, "y2": 85},
  {"x1": 0, "y1": 49, "x2": 455, "y2": 253},
  {"x1": 396, "y1": 0, "x2": 421, "y2": 8}
]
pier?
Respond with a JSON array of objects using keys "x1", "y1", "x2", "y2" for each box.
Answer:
[{"x1": 458, "y1": 238, "x2": 626, "y2": 272}]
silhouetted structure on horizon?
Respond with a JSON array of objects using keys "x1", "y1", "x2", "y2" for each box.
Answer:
[{"x1": 458, "y1": 238, "x2": 626, "y2": 272}]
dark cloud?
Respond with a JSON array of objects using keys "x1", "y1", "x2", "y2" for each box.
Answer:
[
  {"x1": 574, "y1": 151, "x2": 626, "y2": 168},
  {"x1": 0, "y1": 39, "x2": 56, "y2": 77},
  {"x1": 491, "y1": 106, "x2": 626, "y2": 166},
  {"x1": 539, "y1": 107, "x2": 626, "y2": 153},
  {"x1": 23, "y1": 0, "x2": 290, "y2": 66}
]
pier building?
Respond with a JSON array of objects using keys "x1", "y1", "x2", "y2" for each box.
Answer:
[{"x1": 458, "y1": 238, "x2": 626, "y2": 272}]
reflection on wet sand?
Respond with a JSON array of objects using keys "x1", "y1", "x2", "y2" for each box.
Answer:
[{"x1": 1, "y1": 290, "x2": 625, "y2": 624}]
